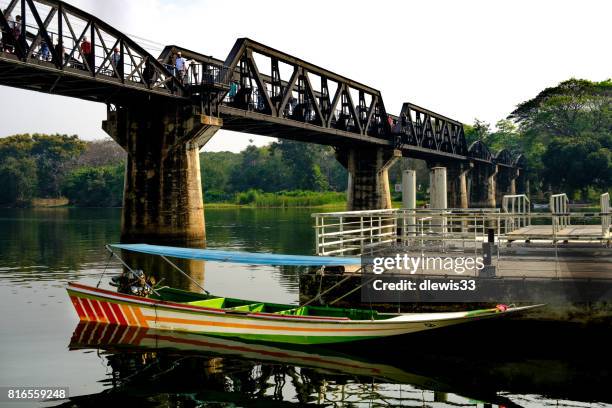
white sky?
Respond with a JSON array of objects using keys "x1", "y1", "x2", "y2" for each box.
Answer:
[{"x1": 0, "y1": 0, "x2": 610, "y2": 152}]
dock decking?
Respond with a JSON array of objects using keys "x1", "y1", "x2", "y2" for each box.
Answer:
[{"x1": 506, "y1": 225, "x2": 610, "y2": 241}]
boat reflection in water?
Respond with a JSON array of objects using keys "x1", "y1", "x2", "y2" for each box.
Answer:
[{"x1": 60, "y1": 322, "x2": 516, "y2": 407}]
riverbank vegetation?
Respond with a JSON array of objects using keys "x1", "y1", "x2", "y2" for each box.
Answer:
[
  {"x1": 0, "y1": 78, "x2": 608, "y2": 207},
  {"x1": 465, "y1": 78, "x2": 611, "y2": 201}
]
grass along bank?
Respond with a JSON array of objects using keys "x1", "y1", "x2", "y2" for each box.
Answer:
[{"x1": 231, "y1": 190, "x2": 346, "y2": 208}]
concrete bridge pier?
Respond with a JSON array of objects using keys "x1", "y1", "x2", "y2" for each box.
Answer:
[
  {"x1": 487, "y1": 165, "x2": 498, "y2": 207},
  {"x1": 447, "y1": 163, "x2": 470, "y2": 209},
  {"x1": 336, "y1": 147, "x2": 400, "y2": 210},
  {"x1": 469, "y1": 164, "x2": 497, "y2": 208},
  {"x1": 103, "y1": 102, "x2": 222, "y2": 246},
  {"x1": 496, "y1": 166, "x2": 517, "y2": 205}
]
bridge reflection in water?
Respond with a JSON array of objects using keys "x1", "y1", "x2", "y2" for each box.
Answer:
[{"x1": 55, "y1": 321, "x2": 612, "y2": 407}]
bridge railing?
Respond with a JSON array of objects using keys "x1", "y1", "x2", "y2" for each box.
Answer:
[
  {"x1": 185, "y1": 63, "x2": 231, "y2": 89},
  {"x1": 0, "y1": 0, "x2": 184, "y2": 97}
]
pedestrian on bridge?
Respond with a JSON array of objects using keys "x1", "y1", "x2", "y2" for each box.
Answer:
[
  {"x1": 39, "y1": 41, "x2": 50, "y2": 61},
  {"x1": 80, "y1": 36, "x2": 93, "y2": 71},
  {"x1": 111, "y1": 47, "x2": 123, "y2": 77},
  {"x1": 175, "y1": 51, "x2": 187, "y2": 83},
  {"x1": 2, "y1": 14, "x2": 15, "y2": 52}
]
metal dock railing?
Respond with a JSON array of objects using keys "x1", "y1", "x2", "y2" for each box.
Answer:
[{"x1": 312, "y1": 194, "x2": 612, "y2": 256}]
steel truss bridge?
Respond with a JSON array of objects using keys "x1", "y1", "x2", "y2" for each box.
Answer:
[{"x1": 0, "y1": 0, "x2": 522, "y2": 170}]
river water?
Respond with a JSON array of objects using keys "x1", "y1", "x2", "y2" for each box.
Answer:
[{"x1": 0, "y1": 208, "x2": 610, "y2": 407}]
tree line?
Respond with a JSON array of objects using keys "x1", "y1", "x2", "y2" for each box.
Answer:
[
  {"x1": 0, "y1": 134, "x2": 354, "y2": 207},
  {"x1": 0, "y1": 78, "x2": 609, "y2": 207},
  {"x1": 465, "y1": 78, "x2": 611, "y2": 200}
]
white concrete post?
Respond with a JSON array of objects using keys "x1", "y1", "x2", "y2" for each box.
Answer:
[
  {"x1": 430, "y1": 167, "x2": 447, "y2": 234},
  {"x1": 402, "y1": 170, "x2": 416, "y2": 208},
  {"x1": 430, "y1": 167, "x2": 447, "y2": 209},
  {"x1": 402, "y1": 170, "x2": 417, "y2": 236}
]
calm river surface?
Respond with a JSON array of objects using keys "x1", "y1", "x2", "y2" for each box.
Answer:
[{"x1": 0, "y1": 208, "x2": 610, "y2": 407}]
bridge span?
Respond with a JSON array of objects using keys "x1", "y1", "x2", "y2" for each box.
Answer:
[{"x1": 0, "y1": 0, "x2": 526, "y2": 244}]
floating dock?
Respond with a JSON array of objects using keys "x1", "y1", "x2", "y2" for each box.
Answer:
[{"x1": 301, "y1": 193, "x2": 612, "y2": 325}]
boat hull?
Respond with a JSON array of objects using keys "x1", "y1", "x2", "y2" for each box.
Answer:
[{"x1": 66, "y1": 283, "x2": 534, "y2": 345}]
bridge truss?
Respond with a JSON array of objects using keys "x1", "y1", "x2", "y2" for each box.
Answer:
[{"x1": 0, "y1": 0, "x2": 524, "y2": 170}]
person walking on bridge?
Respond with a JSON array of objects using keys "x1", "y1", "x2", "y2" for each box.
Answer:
[
  {"x1": 80, "y1": 36, "x2": 93, "y2": 71},
  {"x1": 175, "y1": 51, "x2": 187, "y2": 83},
  {"x1": 2, "y1": 14, "x2": 15, "y2": 52},
  {"x1": 111, "y1": 47, "x2": 123, "y2": 77}
]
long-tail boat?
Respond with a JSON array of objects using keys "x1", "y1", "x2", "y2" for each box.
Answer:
[{"x1": 66, "y1": 244, "x2": 539, "y2": 345}]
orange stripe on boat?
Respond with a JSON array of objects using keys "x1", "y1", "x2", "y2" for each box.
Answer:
[
  {"x1": 100, "y1": 301, "x2": 117, "y2": 324},
  {"x1": 120, "y1": 304, "x2": 138, "y2": 326},
  {"x1": 150, "y1": 316, "x2": 392, "y2": 333},
  {"x1": 70, "y1": 296, "x2": 87, "y2": 320},
  {"x1": 131, "y1": 307, "x2": 149, "y2": 328},
  {"x1": 110, "y1": 303, "x2": 128, "y2": 326}
]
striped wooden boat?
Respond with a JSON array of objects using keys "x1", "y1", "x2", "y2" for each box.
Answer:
[{"x1": 67, "y1": 282, "x2": 538, "y2": 345}]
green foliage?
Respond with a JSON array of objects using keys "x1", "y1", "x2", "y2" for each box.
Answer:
[
  {"x1": 30, "y1": 134, "x2": 86, "y2": 197},
  {"x1": 508, "y1": 78, "x2": 612, "y2": 198},
  {"x1": 0, "y1": 156, "x2": 38, "y2": 206},
  {"x1": 272, "y1": 140, "x2": 332, "y2": 191},
  {"x1": 464, "y1": 119, "x2": 491, "y2": 146},
  {"x1": 233, "y1": 189, "x2": 345, "y2": 207},
  {"x1": 542, "y1": 136, "x2": 612, "y2": 199},
  {"x1": 228, "y1": 145, "x2": 289, "y2": 192},
  {"x1": 200, "y1": 151, "x2": 242, "y2": 193},
  {"x1": 200, "y1": 140, "x2": 347, "y2": 197},
  {"x1": 62, "y1": 164, "x2": 124, "y2": 207}
]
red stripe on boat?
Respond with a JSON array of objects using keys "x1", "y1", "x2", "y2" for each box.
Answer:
[
  {"x1": 90, "y1": 300, "x2": 106, "y2": 322},
  {"x1": 80, "y1": 298, "x2": 96, "y2": 321},
  {"x1": 70, "y1": 296, "x2": 87, "y2": 320},
  {"x1": 100, "y1": 301, "x2": 117, "y2": 324}
]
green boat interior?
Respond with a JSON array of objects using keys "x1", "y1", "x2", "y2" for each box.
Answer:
[{"x1": 151, "y1": 286, "x2": 391, "y2": 321}]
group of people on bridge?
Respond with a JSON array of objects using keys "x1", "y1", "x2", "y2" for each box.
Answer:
[{"x1": 0, "y1": 13, "x2": 161, "y2": 86}]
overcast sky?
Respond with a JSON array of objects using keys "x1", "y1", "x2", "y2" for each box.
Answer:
[{"x1": 0, "y1": 0, "x2": 610, "y2": 152}]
